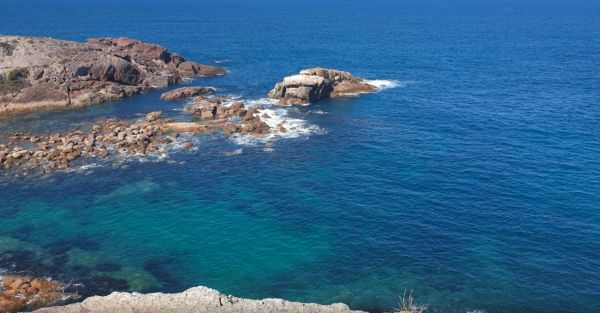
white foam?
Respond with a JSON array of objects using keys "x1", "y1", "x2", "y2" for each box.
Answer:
[
  {"x1": 224, "y1": 149, "x2": 243, "y2": 156},
  {"x1": 365, "y1": 79, "x2": 404, "y2": 90},
  {"x1": 215, "y1": 59, "x2": 231, "y2": 64},
  {"x1": 231, "y1": 99, "x2": 325, "y2": 146},
  {"x1": 311, "y1": 110, "x2": 328, "y2": 115}
]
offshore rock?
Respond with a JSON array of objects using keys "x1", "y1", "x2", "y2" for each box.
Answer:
[
  {"x1": 33, "y1": 286, "x2": 366, "y2": 313},
  {"x1": 160, "y1": 87, "x2": 216, "y2": 101},
  {"x1": 0, "y1": 36, "x2": 226, "y2": 117},
  {"x1": 268, "y1": 68, "x2": 376, "y2": 105}
]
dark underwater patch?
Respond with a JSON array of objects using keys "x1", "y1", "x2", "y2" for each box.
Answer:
[
  {"x1": 95, "y1": 261, "x2": 122, "y2": 272},
  {"x1": 143, "y1": 258, "x2": 178, "y2": 291},
  {"x1": 68, "y1": 276, "x2": 129, "y2": 298},
  {"x1": 0, "y1": 206, "x2": 20, "y2": 218},
  {"x1": 46, "y1": 237, "x2": 101, "y2": 255}
]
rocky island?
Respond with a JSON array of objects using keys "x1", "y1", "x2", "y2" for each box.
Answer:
[
  {"x1": 268, "y1": 68, "x2": 377, "y2": 105},
  {"x1": 0, "y1": 36, "x2": 225, "y2": 117}
]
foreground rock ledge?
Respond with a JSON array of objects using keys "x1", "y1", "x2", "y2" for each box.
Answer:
[
  {"x1": 0, "y1": 36, "x2": 226, "y2": 117},
  {"x1": 268, "y1": 68, "x2": 376, "y2": 105},
  {"x1": 33, "y1": 286, "x2": 366, "y2": 313}
]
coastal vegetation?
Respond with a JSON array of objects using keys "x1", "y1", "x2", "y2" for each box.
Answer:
[
  {"x1": 389, "y1": 290, "x2": 426, "y2": 313},
  {"x1": 0, "y1": 68, "x2": 28, "y2": 92}
]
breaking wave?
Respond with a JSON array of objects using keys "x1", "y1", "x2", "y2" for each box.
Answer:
[
  {"x1": 365, "y1": 79, "x2": 406, "y2": 90},
  {"x1": 231, "y1": 98, "x2": 326, "y2": 146}
]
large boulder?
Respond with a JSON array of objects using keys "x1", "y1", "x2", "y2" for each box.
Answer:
[
  {"x1": 268, "y1": 68, "x2": 376, "y2": 105},
  {"x1": 0, "y1": 36, "x2": 226, "y2": 117}
]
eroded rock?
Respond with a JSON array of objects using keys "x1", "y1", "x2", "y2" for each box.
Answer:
[
  {"x1": 268, "y1": 68, "x2": 376, "y2": 105},
  {"x1": 0, "y1": 36, "x2": 226, "y2": 117},
  {"x1": 160, "y1": 87, "x2": 216, "y2": 101},
  {"x1": 32, "y1": 286, "x2": 365, "y2": 313},
  {"x1": 0, "y1": 275, "x2": 77, "y2": 313}
]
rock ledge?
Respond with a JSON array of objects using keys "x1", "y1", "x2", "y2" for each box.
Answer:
[{"x1": 33, "y1": 286, "x2": 366, "y2": 313}]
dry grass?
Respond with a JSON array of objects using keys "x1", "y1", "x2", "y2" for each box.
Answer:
[{"x1": 388, "y1": 290, "x2": 426, "y2": 313}]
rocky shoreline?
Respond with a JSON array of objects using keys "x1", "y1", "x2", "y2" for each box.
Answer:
[
  {"x1": 0, "y1": 97, "x2": 281, "y2": 176},
  {"x1": 0, "y1": 36, "x2": 391, "y2": 312},
  {"x1": 32, "y1": 285, "x2": 366, "y2": 313},
  {"x1": 0, "y1": 275, "x2": 77, "y2": 313},
  {"x1": 0, "y1": 36, "x2": 225, "y2": 117}
]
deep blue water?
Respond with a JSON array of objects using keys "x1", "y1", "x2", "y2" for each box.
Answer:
[{"x1": 1, "y1": 0, "x2": 600, "y2": 312}]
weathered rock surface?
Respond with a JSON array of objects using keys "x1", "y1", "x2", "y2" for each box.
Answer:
[
  {"x1": 268, "y1": 68, "x2": 376, "y2": 105},
  {"x1": 0, "y1": 36, "x2": 226, "y2": 117},
  {"x1": 160, "y1": 87, "x2": 216, "y2": 101},
  {"x1": 0, "y1": 99, "x2": 275, "y2": 176},
  {"x1": 0, "y1": 117, "x2": 176, "y2": 175},
  {"x1": 184, "y1": 98, "x2": 270, "y2": 135},
  {"x1": 0, "y1": 275, "x2": 77, "y2": 313},
  {"x1": 33, "y1": 286, "x2": 365, "y2": 313}
]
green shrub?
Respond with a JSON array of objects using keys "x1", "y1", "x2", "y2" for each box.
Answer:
[{"x1": 0, "y1": 68, "x2": 28, "y2": 91}]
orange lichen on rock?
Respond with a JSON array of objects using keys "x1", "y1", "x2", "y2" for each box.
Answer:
[{"x1": 0, "y1": 275, "x2": 77, "y2": 313}]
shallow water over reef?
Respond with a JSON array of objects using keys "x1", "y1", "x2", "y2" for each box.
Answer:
[{"x1": 1, "y1": 0, "x2": 600, "y2": 312}]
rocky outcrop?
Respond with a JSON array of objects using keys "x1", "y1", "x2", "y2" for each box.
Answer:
[
  {"x1": 268, "y1": 68, "x2": 376, "y2": 105},
  {"x1": 0, "y1": 36, "x2": 226, "y2": 117},
  {"x1": 160, "y1": 87, "x2": 216, "y2": 101},
  {"x1": 33, "y1": 286, "x2": 365, "y2": 313},
  {"x1": 184, "y1": 98, "x2": 271, "y2": 135},
  {"x1": 0, "y1": 275, "x2": 77, "y2": 313},
  {"x1": 0, "y1": 117, "x2": 177, "y2": 175},
  {"x1": 0, "y1": 99, "x2": 276, "y2": 176}
]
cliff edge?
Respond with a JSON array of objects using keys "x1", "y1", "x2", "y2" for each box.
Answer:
[{"x1": 32, "y1": 286, "x2": 366, "y2": 313}]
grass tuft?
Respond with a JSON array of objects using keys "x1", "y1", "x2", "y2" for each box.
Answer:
[{"x1": 388, "y1": 289, "x2": 426, "y2": 313}]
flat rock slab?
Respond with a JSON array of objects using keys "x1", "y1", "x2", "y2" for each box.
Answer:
[{"x1": 33, "y1": 286, "x2": 366, "y2": 313}]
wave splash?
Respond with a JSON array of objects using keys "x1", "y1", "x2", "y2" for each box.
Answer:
[
  {"x1": 365, "y1": 79, "x2": 406, "y2": 90},
  {"x1": 231, "y1": 98, "x2": 326, "y2": 146}
]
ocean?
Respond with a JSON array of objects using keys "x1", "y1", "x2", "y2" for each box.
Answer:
[{"x1": 1, "y1": 0, "x2": 599, "y2": 312}]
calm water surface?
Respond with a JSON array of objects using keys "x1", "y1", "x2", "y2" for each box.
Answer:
[{"x1": 1, "y1": 0, "x2": 599, "y2": 312}]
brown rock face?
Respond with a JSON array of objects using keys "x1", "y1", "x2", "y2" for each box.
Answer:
[
  {"x1": 0, "y1": 36, "x2": 226, "y2": 117},
  {"x1": 160, "y1": 87, "x2": 215, "y2": 101},
  {"x1": 0, "y1": 275, "x2": 77, "y2": 313},
  {"x1": 268, "y1": 68, "x2": 376, "y2": 105}
]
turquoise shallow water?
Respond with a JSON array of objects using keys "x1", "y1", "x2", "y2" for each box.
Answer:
[{"x1": 1, "y1": 0, "x2": 600, "y2": 312}]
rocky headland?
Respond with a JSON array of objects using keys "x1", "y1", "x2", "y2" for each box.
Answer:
[
  {"x1": 32, "y1": 285, "x2": 366, "y2": 313},
  {"x1": 0, "y1": 36, "x2": 225, "y2": 117},
  {"x1": 268, "y1": 68, "x2": 377, "y2": 105}
]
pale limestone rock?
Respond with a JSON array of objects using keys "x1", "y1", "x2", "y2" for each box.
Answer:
[{"x1": 33, "y1": 286, "x2": 366, "y2": 313}]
